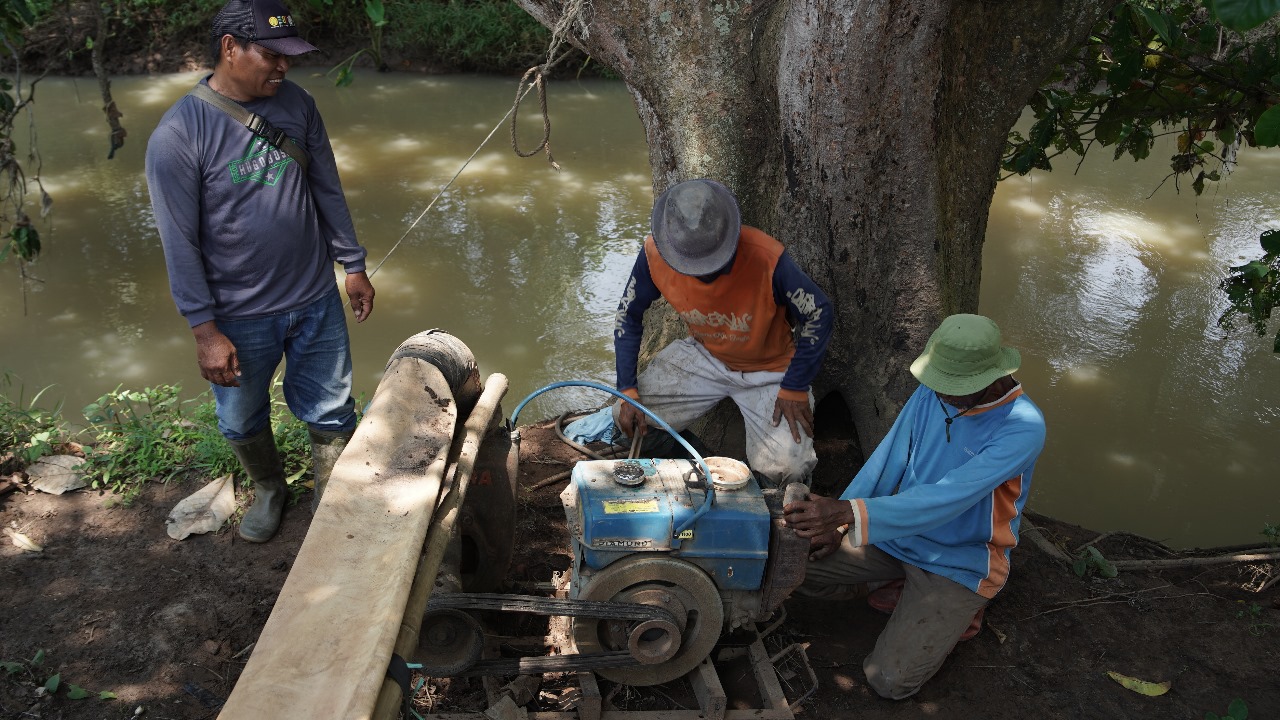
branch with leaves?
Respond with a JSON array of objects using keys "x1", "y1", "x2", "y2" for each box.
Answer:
[
  {"x1": 1006, "y1": 0, "x2": 1280, "y2": 350},
  {"x1": 1004, "y1": 0, "x2": 1280, "y2": 187}
]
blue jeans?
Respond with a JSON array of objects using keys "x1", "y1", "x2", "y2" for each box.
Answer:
[{"x1": 211, "y1": 288, "x2": 357, "y2": 441}]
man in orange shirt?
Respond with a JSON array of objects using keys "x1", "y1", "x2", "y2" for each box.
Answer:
[{"x1": 609, "y1": 179, "x2": 832, "y2": 486}]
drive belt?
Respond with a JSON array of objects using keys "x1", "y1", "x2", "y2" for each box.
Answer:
[{"x1": 424, "y1": 593, "x2": 678, "y2": 676}]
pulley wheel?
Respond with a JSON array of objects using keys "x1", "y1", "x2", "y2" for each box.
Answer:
[
  {"x1": 415, "y1": 608, "x2": 484, "y2": 676},
  {"x1": 572, "y1": 555, "x2": 724, "y2": 686}
]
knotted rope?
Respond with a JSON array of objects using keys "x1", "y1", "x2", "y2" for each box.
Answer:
[
  {"x1": 369, "y1": 1, "x2": 591, "y2": 278},
  {"x1": 509, "y1": 0, "x2": 591, "y2": 172}
]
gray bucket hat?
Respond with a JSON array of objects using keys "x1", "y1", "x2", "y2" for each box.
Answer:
[
  {"x1": 650, "y1": 179, "x2": 741, "y2": 276},
  {"x1": 910, "y1": 314, "x2": 1021, "y2": 396}
]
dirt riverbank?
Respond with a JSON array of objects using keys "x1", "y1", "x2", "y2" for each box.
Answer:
[{"x1": 2, "y1": 419, "x2": 1277, "y2": 720}]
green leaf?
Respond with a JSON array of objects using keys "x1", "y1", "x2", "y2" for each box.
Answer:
[
  {"x1": 1073, "y1": 557, "x2": 1088, "y2": 577},
  {"x1": 44, "y1": 673, "x2": 61, "y2": 692},
  {"x1": 1228, "y1": 698, "x2": 1248, "y2": 719},
  {"x1": 1261, "y1": 229, "x2": 1280, "y2": 254},
  {"x1": 1239, "y1": 260, "x2": 1271, "y2": 280},
  {"x1": 31, "y1": 649, "x2": 44, "y2": 667},
  {"x1": 1212, "y1": 0, "x2": 1280, "y2": 31},
  {"x1": 0, "y1": 661, "x2": 23, "y2": 674},
  {"x1": 1108, "y1": 51, "x2": 1142, "y2": 91},
  {"x1": 9, "y1": 0, "x2": 34, "y2": 25},
  {"x1": 66, "y1": 684, "x2": 91, "y2": 700},
  {"x1": 1084, "y1": 546, "x2": 1119, "y2": 578},
  {"x1": 98, "y1": 690, "x2": 118, "y2": 700},
  {"x1": 1134, "y1": 5, "x2": 1174, "y2": 46},
  {"x1": 1255, "y1": 104, "x2": 1280, "y2": 147}
]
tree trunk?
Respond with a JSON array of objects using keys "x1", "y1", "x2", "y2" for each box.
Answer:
[{"x1": 516, "y1": 0, "x2": 1117, "y2": 454}]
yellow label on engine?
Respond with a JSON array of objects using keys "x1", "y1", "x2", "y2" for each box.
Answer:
[
  {"x1": 678, "y1": 529, "x2": 694, "y2": 539},
  {"x1": 602, "y1": 499, "x2": 659, "y2": 514}
]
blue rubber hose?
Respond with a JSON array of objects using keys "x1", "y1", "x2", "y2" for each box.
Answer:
[{"x1": 510, "y1": 380, "x2": 715, "y2": 542}]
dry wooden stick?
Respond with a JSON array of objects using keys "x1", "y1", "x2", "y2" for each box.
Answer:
[
  {"x1": 1256, "y1": 572, "x2": 1279, "y2": 593},
  {"x1": 1021, "y1": 520, "x2": 1072, "y2": 565},
  {"x1": 1074, "y1": 532, "x2": 1114, "y2": 553},
  {"x1": 1110, "y1": 551, "x2": 1280, "y2": 571}
]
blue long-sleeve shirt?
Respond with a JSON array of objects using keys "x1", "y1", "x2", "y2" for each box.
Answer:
[
  {"x1": 613, "y1": 235, "x2": 832, "y2": 395},
  {"x1": 841, "y1": 383, "x2": 1046, "y2": 598},
  {"x1": 145, "y1": 77, "x2": 366, "y2": 327}
]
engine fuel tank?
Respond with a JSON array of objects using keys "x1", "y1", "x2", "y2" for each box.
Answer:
[{"x1": 561, "y1": 458, "x2": 772, "y2": 591}]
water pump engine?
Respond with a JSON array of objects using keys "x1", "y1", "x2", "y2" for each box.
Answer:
[{"x1": 561, "y1": 457, "x2": 809, "y2": 685}]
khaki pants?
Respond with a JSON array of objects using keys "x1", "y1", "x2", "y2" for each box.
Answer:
[
  {"x1": 795, "y1": 541, "x2": 989, "y2": 699},
  {"x1": 614, "y1": 338, "x2": 816, "y2": 486}
]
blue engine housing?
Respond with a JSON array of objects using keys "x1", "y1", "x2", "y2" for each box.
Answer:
[{"x1": 560, "y1": 458, "x2": 772, "y2": 591}]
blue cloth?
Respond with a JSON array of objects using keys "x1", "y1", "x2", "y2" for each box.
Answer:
[
  {"x1": 563, "y1": 406, "x2": 620, "y2": 445},
  {"x1": 211, "y1": 288, "x2": 356, "y2": 440},
  {"x1": 145, "y1": 77, "x2": 366, "y2": 328},
  {"x1": 613, "y1": 243, "x2": 832, "y2": 394},
  {"x1": 841, "y1": 384, "x2": 1045, "y2": 598}
]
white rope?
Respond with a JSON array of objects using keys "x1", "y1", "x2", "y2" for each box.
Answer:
[
  {"x1": 367, "y1": 0, "x2": 591, "y2": 279},
  {"x1": 366, "y1": 82, "x2": 540, "y2": 279}
]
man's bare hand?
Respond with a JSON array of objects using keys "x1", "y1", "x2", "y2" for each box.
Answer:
[
  {"x1": 772, "y1": 396, "x2": 814, "y2": 443},
  {"x1": 345, "y1": 271, "x2": 375, "y2": 323},
  {"x1": 807, "y1": 529, "x2": 844, "y2": 561},
  {"x1": 192, "y1": 322, "x2": 240, "y2": 387},
  {"x1": 783, "y1": 494, "x2": 853, "y2": 539},
  {"x1": 617, "y1": 395, "x2": 648, "y2": 439}
]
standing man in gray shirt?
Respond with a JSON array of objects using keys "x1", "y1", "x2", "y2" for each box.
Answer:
[{"x1": 145, "y1": 0, "x2": 374, "y2": 542}]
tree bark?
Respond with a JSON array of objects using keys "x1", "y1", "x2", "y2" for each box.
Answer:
[{"x1": 516, "y1": 0, "x2": 1118, "y2": 453}]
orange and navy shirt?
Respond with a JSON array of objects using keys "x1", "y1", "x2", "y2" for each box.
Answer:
[{"x1": 613, "y1": 226, "x2": 832, "y2": 400}]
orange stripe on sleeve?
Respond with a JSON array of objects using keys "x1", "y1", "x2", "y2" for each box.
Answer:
[
  {"x1": 977, "y1": 474, "x2": 1023, "y2": 598},
  {"x1": 854, "y1": 498, "x2": 870, "y2": 547}
]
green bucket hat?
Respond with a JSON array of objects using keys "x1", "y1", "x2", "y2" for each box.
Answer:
[{"x1": 910, "y1": 314, "x2": 1021, "y2": 396}]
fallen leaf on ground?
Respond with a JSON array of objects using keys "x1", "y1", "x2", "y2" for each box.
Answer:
[
  {"x1": 28, "y1": 455, "x2": 88, "y2": 495},
  {"x1": 1106, "y1": 670, "x2": 1171, "y2": 696},
  {"x1": 3, "y1": 527, "x2": 42, "y2": 552},
  {"x1": 166, "y1": 475, "x2": 236, "y2": 541}
]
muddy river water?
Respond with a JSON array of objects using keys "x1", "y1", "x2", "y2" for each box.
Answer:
[{"x1": 0, "y1": 70, "x2": 1276, "y2": 547}]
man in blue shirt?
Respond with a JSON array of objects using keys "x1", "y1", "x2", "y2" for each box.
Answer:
[
  {"x1": 146, "y1": 0, "x2": 373, "y2": 542},
  {"x1": 784, "y1": 314, "x2": 1046, "y2": 699}
]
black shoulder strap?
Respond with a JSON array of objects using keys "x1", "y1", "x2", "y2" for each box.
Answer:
[{"x1": 187, "y1": 83, "x2": 310, "y2": 174}]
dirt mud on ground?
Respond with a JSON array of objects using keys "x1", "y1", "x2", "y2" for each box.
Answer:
[{"x1": 2, "y1": 420, "x2": 1278, "y2": 720}]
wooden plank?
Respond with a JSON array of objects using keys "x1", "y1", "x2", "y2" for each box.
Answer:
[
  {"x1": 218, "y1": 357, "x2": 460, "y2": 720},
  {"x1": 689, "y1": 657, "x2": 727, "y2": 720},
  {"x1": 576, "y1": 671, "x2": 602, "y2": 720},
  {"x1": 748, "y1": 640, "x2": 790, "y2": 713}
]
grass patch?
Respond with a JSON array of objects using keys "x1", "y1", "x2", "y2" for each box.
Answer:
[
  {"x1": 80, "y1": 380, "x2": 311, "y2": 504},
  {"x1": 0, "y1": 372, "x2": 65, "y2": 463}
]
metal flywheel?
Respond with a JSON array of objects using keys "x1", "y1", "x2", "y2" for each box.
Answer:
[{"x1": 571, "y1": 555, "x2": 724, "y2": 686}]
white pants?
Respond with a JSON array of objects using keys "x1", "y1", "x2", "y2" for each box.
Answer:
[{"x1": 614, "y1": 338, "x2": 816, "y2": 485}]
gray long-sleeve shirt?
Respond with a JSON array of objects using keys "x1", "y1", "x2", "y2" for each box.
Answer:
[{"x1": 145, "y1": 77, "x2": 366, "y2": 327}]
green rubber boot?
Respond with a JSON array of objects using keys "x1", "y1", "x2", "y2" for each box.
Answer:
[
  {"x1": 309, "y1": 427, "x2": 354, "y2": 513},
  {"x1": 229, "y1": 428, "x2": 287, "y2": 543}
]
